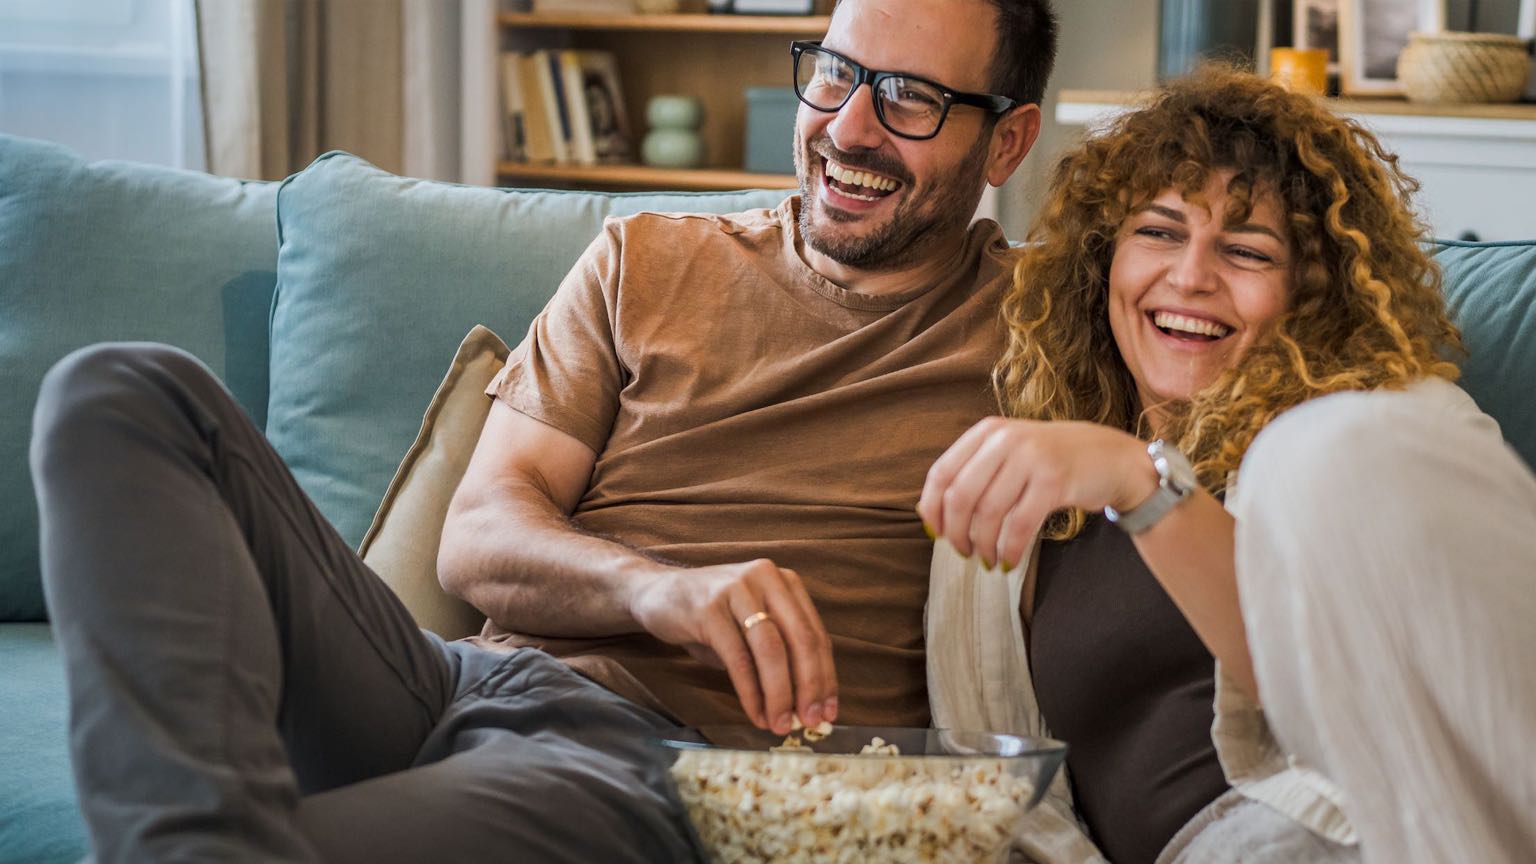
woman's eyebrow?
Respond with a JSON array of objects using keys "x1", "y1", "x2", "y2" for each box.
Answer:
[
  {"x1": 1135, "y1": 204, "x2": 1284, "y2": 243},
  {"x1": 1135, "y1": 204, "x2": 1187, "y2": 223},
  {"x1": 1225, "y1": 222, "x2": 1285, "y2": 242}
]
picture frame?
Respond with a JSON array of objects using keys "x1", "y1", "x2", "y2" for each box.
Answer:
[
  {"x1": 1337, "y1": 0, "x2": 1445, "y2": 96},
  {"x1": 1293, "y1": 0, "x2": 1341, "y2": 75},
  {"x1": 573, "y1": 52, "x2": 632, "y2": 164}
]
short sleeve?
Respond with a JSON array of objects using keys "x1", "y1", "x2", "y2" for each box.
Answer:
[{"x1": 485, "y1": 223, "x2": 624, "y2": 454}]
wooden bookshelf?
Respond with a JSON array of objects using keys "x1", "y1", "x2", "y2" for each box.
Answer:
[
  {"x1": 499, "y1": 12, "x2": 829, "y2": 34},
  {"x1": 496, "y1": 161, "x2": 797, "y2": 191},
  {"x1": 496, "y1": 11, "x2": 830, "y2": 191}
]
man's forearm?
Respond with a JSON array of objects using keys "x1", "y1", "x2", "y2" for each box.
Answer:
[
  {"x1": 440, "y1": 458, "x2": 842, "y2": 733},
  {"x1": 438, "y1": 479, "x2": 673, "y2": 637}
]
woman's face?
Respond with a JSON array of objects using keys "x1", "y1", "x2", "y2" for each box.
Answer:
[{"x1": 1107, "y1": 171, "x2": 1293, "y2": 417}]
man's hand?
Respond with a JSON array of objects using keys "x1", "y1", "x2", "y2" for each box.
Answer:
[
  {"x1": 917, "y1": 418, "x2": 1156, "y2": 569},
  {"x1": 628, "y1": 560, "x2": 838, "y2": 736}
]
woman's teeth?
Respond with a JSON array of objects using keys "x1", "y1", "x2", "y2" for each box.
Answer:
[{"x1": 1152, "y1": 311, "x2": 1232, "y2": 339}]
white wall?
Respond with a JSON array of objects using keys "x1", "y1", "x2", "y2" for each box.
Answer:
[{"x1": 997, "y1": 0, "x2": 1159, "y2": 237}]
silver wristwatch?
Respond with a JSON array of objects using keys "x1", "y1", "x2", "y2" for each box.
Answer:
[{"x1": 1103, "y1": 439, "x2": 1197, "y2": 535}]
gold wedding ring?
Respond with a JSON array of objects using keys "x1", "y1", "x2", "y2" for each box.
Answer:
[{"x1": 741, "y1": 611, "x2": 772, "y2": 632}]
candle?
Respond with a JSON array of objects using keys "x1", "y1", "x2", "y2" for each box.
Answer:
[{"x1": 1270, "y1": 47, "x2": 1329, "y2": 96}]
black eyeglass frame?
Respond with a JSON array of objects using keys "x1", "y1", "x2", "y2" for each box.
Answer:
[{"x1": 790, "y1": 40, "x2": 1021, "y2": 141}]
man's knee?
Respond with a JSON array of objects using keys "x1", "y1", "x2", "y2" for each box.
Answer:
[
  {"x1": 31, "y1": 343, "x2": 211, "y2": 470},
  {"x1": 1235, "y1": 382, "x2": 1528, "y2": 587},
  {"x1": 1241, "y1": 389, "x2": 1384, "y2": 499},
  {"x1": 1237, "y1": 385, "x2": 1467, "y2": 526}
]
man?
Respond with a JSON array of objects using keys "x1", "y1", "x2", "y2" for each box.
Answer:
[{"x1": 31, "y1": 0, "x2": 1055, "y2": 860}]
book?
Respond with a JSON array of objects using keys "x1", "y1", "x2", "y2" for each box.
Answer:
[
  {"x1": 558, "y1": 51, "x2": 598, "y2": 166},
  {"x1": 533, "y1": 50, "x2": 572, "y2": 164},
  {"x1": 516, "y1": 53, "x2": 558, "y2": 163},
  {"x1": 499, "y1": 52, "x2": 527, "y2": 162},
  {"x1": 570, "y1": 51, "x2": 632, "y2": 164}
]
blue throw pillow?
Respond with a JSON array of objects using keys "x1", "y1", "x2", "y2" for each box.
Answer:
[
  {"x1": 1435, "y1": 239, "x2": 1536, "y2": 469},
  {"x1": 0, "y1": 135, "x2": 278, "y2": 621},
  {"x1": 267, "y1": 151, "x2": 792, "y2": 550}
]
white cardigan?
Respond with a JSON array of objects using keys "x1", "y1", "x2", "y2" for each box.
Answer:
[{"x1": 925, "y1": 509, "x2": 1358, "y2": 863}]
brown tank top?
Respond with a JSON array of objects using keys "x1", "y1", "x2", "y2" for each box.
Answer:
[{"x1": 1029, "y1": 515, "x2": 1230, "y2": 864}]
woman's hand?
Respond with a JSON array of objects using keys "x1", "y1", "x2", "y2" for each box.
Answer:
[{"x1": 917, "y1": 418, "x2": 1158, "y2": 568}]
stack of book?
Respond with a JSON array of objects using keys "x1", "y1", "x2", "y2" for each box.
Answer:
[{"x1": 500, "y1": 50, "x2": 633, "y2": 166}]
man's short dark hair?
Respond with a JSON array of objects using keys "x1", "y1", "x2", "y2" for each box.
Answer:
[{"x1": 986, "y1": 0, "x2": 1058, "y2": 107}]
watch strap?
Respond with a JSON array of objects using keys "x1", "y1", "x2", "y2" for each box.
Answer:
[
  {"x1": 1104, "y1": 485, "x2": 1183, "y2": 534},
  {"x1": 1104, "y1": 439, "x2": 1195, "y2": 535}
]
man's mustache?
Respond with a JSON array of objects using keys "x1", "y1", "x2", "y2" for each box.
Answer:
[{"x1": 808, "y1": 136, "x2": 911, "y2": 185}]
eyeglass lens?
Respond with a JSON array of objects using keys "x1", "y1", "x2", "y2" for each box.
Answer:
[{"x1": 795, "y1": 47, "x2": 947, "y2": 138}]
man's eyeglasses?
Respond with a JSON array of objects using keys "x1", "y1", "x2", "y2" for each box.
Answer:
[{"x1": 790, "y1": 41, "x2": 1020, "y2": 141}]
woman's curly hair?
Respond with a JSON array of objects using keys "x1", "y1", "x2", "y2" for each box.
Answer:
[{"x1": 998, "y1": 64, "x2": 1463, "y2": 539}]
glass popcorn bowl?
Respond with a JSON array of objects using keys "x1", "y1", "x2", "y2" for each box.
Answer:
[{"x1": 652, "y1": 725, "x2": 1067, "y2": 864}]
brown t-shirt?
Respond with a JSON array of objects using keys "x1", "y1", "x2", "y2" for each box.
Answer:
[{"x1": 479, "y1": 196, "x2": 1012, "y2": 728}]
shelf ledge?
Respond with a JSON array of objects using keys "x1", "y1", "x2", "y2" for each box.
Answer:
[
  {"x1": 1056, "y1": 89, "x2": 1536, "y2": 123},
  {"x1": 497, "y1": 161, "x2": 799, "y2": 192},
  {"x1": 498, "y1": 12, "x2": 830, "y2": 34}
]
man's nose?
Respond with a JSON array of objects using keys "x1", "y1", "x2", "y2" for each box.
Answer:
[{"x1": 825, "y1": 84, "x2": 887, "y2": 152}]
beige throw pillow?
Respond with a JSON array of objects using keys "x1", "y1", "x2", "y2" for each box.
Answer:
[{"x1": 360, "y1": 325, "x2": 508, "y2": 639}]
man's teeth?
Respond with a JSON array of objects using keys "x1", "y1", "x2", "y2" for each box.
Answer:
[
  {"x1": 1153, "y1": 311, "x2": 1232, "y2": 338},
  {"x1": 826, "y1": 160, "x2": 899, "y2": 193}
]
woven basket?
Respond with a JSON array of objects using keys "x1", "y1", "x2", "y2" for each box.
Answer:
[{"x1": 1397, "y1": 32, "x2": 1532, "y2": 104}]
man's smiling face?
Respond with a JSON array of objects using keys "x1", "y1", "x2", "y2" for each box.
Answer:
[{"x1": 793, "y1": 0, "x2": 1004, "y2": 272}]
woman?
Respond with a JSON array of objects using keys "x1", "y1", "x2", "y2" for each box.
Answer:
[{"x1": 920, "y1": 66, "x2": 1536, "y2": 863}]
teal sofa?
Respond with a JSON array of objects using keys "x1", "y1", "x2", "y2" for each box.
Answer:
[{"x1": 1, "y1": 132, "x2": 1533, "y2": 862}]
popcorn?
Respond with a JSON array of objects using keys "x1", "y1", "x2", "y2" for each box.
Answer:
[
  {"x1": 670, "y1": 735, "x2": 1035, "y2": 864},
  {"x1": 789, "y1": 715, "x2": 835, "y2": 742}
]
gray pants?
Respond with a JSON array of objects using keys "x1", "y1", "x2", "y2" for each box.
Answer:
[{"x1": 31, "y1": 343, "x2": 705, "y2": 864}]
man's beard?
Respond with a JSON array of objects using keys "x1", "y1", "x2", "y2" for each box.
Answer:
[{"x1": 796, "y1": 131, "x2": 991, "y2": 272}]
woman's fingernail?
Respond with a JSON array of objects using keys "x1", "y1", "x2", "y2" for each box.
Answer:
[
  {"x1": 922, "y1": 522, "x2": 937, "y2": 540},
  {"x1": 982, "y1": 557, "x2": 995, "y2": 570},
  {"x1": 802, "y1": 704, "x2": 822, "y2": 727},
  {"x1": 775, "y1": 713, "x2": 793, "y2": 733},
  {"x1": 824, "y1": 698, "x2": 838, "y2": 721}
]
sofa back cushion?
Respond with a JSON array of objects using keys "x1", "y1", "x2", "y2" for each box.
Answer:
[
  {"x1": 267, "y1": 151, "x2": 792, "y2": 550},
  {"x1": 0, "y1": 624, "x2": 87, "y2": 862},
  {"x1": 1434, "y1": 240, "x2": 1536, "y2": 469},
  {"x1": 0, "y1": 135, "x2": 278, "y2": 622}
]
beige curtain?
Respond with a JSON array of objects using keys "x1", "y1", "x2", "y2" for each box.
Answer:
[
  {"x1": 401, "y1": 0, "x2": 462, "y2": 182},
  {"x1": 195, "y1": 0, "x2": 408, "y2": 181}
]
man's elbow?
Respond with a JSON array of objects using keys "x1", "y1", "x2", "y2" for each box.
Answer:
[{"x1": 436, "y1": 493, "x2": 482, "y2": 602}]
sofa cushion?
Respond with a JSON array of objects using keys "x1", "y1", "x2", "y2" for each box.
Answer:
[
  {"x1": 266, "y1": 150, "x2": 792, "y2": 550},
  {"x1": 0, "y1": 624, "x2": 87, "y2": 863},
  {"x1": 1434, "y1": 240, "x2": 1536, "y2": 469},
  {"x1": 360, "y1": 325, "x2": 509, "y2": 640},
  {"x1": 0, "y1": 135, "x2": 279, "y2": 622}
]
